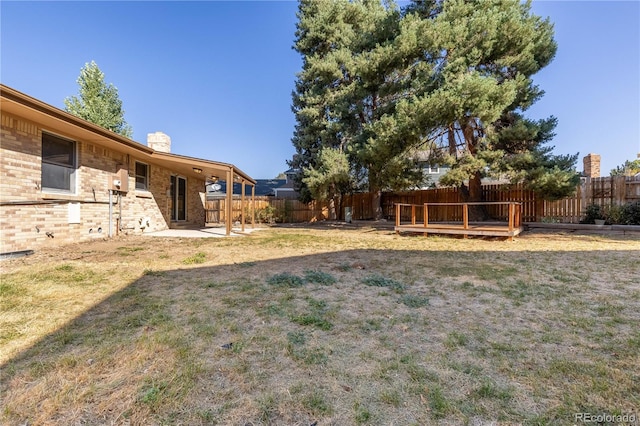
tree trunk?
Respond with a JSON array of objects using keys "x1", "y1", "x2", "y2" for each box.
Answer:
[
  {"x1": 448, "y1": 124, "x2": 457, "y2": 155},
  {"x1": 372, "y1": 189, "x2": 383, "y2": 220},
  {"x1": 328, "y1": 183, "x2": 337, "y2": 220},
  {"x1": 459, "y1": 119, "x2": 488, "y2": 221},
  {"x1": 328, "y1": 197, "x2": 337, "y2": 220},
  {"x1": 460, "y1": 171, "x2": 488, "y2": 221}
]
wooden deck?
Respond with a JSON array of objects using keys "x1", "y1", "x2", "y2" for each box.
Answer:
[
  {"x1": 394, "y1": 202, "x2": 524, "y2": 240},
  {"x1": 395, "y1": 222, "x2": 523, "y2": 238}
]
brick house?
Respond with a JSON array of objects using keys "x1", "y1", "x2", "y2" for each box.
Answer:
[{"x1": 0, "y1": 84, "x2": 256, "y2": 255}]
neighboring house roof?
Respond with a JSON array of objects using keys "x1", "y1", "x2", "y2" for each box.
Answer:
[
  {"x1": 274, "y1": 180, "x2": 295, "y2": 192},
  {"x1": 206, "y1": 179, "x2": 286, "y2": 197},
  {"x1": 283, "y1": 168, "x2": 298, "y2": 176},
  {"x1": 254, "y1": 179, "x2": 287, "y2": 196},
  {"x1": 0, "y1": 84, "x2": 255, "y2": 186}
]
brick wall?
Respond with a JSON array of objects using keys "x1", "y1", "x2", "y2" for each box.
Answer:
[
  {"x1": 1, "y1": 112, "x2": 206, "y2": 254},
  {"x1": 0, "y1": 113, "x2": 41, "y2": 203}
]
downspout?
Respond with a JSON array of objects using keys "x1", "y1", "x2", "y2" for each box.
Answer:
[
  {"x1": 118, "y1": 192, "x2": 122, "y2": 235},
  {"x1": 108, "y1": 189, "x2": 113, "y2": 238}
]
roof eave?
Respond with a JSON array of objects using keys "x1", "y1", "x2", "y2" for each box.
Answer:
[
  {"x1": 152, "y1": 151, "x2": 256, "y2": 185},
  {"x1": 0, "y1": 84, "x2": 153, "y2": 154},
  {"x1": 1, "y1": 84, "x2": 255, "y2": 184}
]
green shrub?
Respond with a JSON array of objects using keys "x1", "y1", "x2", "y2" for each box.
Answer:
[
  {"x1": 581, "y1": 204, "x2": 604, "y2": 224},
  {"x1": 620, "y1": 201, "x2": 640, "y2": 225},
  {"x1": 253, "y1": 205, "x2": 279, "y2": 224},
  {"x1": 605, "y1": 205, "x2": 625, "y2": 224},
  {"x1": 582, "y1": 202, "x2": 640, "y2": 225}
]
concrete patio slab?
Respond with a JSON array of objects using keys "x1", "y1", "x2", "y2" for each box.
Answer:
[{"x1": 142, "y1": 226, "x2": 264, "y2": 238}]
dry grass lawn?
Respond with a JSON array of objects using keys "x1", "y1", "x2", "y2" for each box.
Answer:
[{"x1": 1, "y1": 223, "x2": 639, "y2": 425}]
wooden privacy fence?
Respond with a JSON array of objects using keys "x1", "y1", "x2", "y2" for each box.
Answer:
[
  {"x1": 267, "y1": 198, "x2": 327, "y2": 222},
  {"x1": 541, "y1": 176, "x2": 639, "y2": 222},
  {"x1": 379, "y1": 186, "x2": 541, "y2": 222},
  {"x1": 378, "y1": 176, "x2": 639, "y2": 223},
  {"x1": 205, "y1": 198, "x2": 265, "y2": 224},
  {"x1": 205, "y1": 197, "x2": 328, "y2": 224},
  {"x1": 581, "y1": 175, "x2": 640, "y2": 207},
  {"x1": 206, "y1": 176, "x2": 639, "y2": 225}
]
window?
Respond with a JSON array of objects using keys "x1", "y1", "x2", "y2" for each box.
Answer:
[
  {"x1": 135, "y1": 162, "x2": 149, "y2": 190},
  {"x1": 428, "y1": 165, "x2": 440, "y2": 174},
  {"x1": 42, "y1": 132, "x2": 76, "y2": 192}
]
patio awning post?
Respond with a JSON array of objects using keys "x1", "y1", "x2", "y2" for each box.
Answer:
[
  {"x1": 226, "y1": 167, "x2": 233, "y2": 236},
  {"x1": 241, "y1": 180, "x2": 246, "y2": 232},
  {"x1": 251, "y1": 185, "x2": 255, "y2": 228}
]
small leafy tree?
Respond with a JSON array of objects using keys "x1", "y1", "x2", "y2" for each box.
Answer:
[
  {"x1": 610, "y1": 159, "x2": 640, "y2": 176},
  {"x1": 64, "y1": 61, "x2": 133, "y2": 138}
]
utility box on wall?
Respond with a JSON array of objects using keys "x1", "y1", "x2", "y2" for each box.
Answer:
[{"x1": 109, "y1": 166, "x2": 129, "y2": 192}]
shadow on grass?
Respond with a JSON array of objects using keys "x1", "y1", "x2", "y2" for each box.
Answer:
[{"x1": 2, "y1": 246, "x2": 639, "y2": 425}]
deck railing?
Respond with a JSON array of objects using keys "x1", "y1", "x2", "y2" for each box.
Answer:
[{"x1": 395, "y1": 201, "x2": 522, "y2": 232}]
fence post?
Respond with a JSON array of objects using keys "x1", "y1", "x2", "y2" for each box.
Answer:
[
  {"x1": 614, "y1": 175, "x2": 626, "y2": 206},
  {"x1": 508, "y1": 203, "x2": 514, "y2": 231},
  {"x1": 535, "y1": 199, "x2": 543, "y2": 222},
  {"x1": 424, "y1": 203, "x2": 429, "y2": 228},
  {"x1": 395, "y1": 203, "x2": 400, "y2": 227},
  {"x1": 580, "y1": 177, "x2": 589, "y2": 218},
  {"x1": 463, "y1": 203, "x2": 469, "y2": 229}
]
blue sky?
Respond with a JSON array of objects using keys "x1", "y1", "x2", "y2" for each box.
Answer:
[{"x1": 1, "y1": 1, "x2": 638, "y2": 179}]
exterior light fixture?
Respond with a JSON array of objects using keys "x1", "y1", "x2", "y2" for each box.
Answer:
[{"x1": 193, "y1": 168, "x2": 202, "y2": 174}]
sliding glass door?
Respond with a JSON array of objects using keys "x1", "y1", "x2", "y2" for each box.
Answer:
[{"x1": 170, "y1": 175, "x2": 186, "y2": 221}]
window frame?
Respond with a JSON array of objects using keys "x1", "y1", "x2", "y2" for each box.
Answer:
[
  {"x1": 427, "y1": 165, "x2": 440, "y2": 174},
  {"x1": 41, "y1": 132, "x2": 77, "y2": 194},
  {"x1": 135, "y1": 161, "x2": 150, "y2": 191}
]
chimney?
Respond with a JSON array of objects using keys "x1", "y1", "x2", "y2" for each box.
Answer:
[
  {"x1": 147, "y1": 131, "x2": 171, "y2": 153},
  {"x1": 583, "y1": 153, "x2": 601, "y2": 178}
]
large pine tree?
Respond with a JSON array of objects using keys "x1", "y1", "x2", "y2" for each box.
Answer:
[
  {"x1": 290, "y1": 0, "x2": 425, "y2": 218},
  {"x1": 290, "y1": 0, "x2": 579, "y2": 220},
  {"x1": 403, "y1": 0, "x2": 579, "y2": 216},
  {"x1": 64, "y1": 61, "x2": 133, "y2": 138}
]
